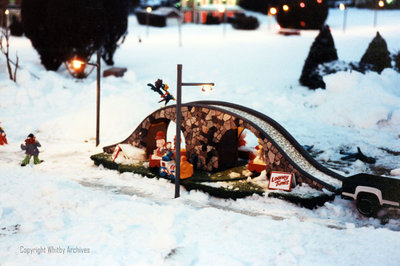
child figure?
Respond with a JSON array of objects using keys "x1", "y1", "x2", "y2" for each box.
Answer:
[
  {"x1": 162, "y1": 142, "x2": 174, "y2": 161},
  {"x1": 21, "y1": 133, "x2": 42, "y2": 166},
  {"x1": 0, "y1": 122, "x2": 8, "y2": 145}
]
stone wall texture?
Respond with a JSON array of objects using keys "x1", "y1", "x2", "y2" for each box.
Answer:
[{"x1": 105, "y1": 105, "x2": 326, "y2": 190}]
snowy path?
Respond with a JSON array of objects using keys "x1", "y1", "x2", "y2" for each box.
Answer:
[{"x1": 78, "y1": 180, "x2": 347, "y2": 230}]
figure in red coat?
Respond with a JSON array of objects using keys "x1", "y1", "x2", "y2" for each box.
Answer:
[{"x1": 0, "y1": 122, "x2": 7, "y2": 145}]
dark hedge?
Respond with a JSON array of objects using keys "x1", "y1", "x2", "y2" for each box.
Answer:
[{"x1": 21, "y1": 0, "x2": 128, "y2": 71}]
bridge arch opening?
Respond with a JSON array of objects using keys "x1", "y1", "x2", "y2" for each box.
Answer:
[
  {"x1": 167, "y1": 120, "x2": 186, "y2": 150},
  {"x1": 237, "y1": 128, "x2": 259, "y2": 162}
]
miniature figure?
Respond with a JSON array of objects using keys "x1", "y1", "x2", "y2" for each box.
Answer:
[
  {"x1": 0, "y1": 122, "x2": 7, "y2": 145},
  {"x1": 153, "y1": 131, "x2": 167, "y2": 158},
  {"x1": 248, "y1": 139, "x2": 267, "y2": 173},
  {"x1": 162, "y1": 142, "x2": 174, "y2": 161},
  {"x1": 254, "y1": 139, "x2": 265, "y2": 163},
  {"x1": 147, "y1": 79, "x2": 175, "y2": 106},
  {"x1": 21, "y1": 133, "x2": 42, "y2": 166},
  {"x1": 160, "y1": 141, "x2": 193, "y2": 180},
  {"x1": 149, "y1": 131, "x2": 167, "y2": 168}
]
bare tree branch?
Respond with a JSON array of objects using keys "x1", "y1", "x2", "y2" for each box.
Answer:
[{"x1": 1, "y1": 25, "x2": 18, "y2": 82}]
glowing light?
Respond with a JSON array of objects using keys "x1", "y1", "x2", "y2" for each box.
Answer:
[
  {"x1": 282, "y1": 5, "x2": 289, "y2": 12},
  {"x1": 317, "y1": 0, "x2": 323, "y2": 4},
  {"x1": 300, "y1": 21, "x2": 306, "y2": 27},
  {"x1": 218, "y1": 5, "x2": 226, "y2": 13},
  {"x1": 201, "y1": 85, "x2": 213, "y2": 93},
  {"x1": 71, "y1": 59, "x2": 85, "y2": 71},
  {"x1": 146, "y1": 6, "x2": 152, "y2": 13},
  {"x1": 269, "y1": 7, "x2": 277, "y2": 15},
  {"x1": 378, "y1": 0, "x2": 385, "y2": 7},
  {"x1": 339, "y1": 3, "x2": 346, "y2": 10},
  {"x1": 386, "y1": 0, "x2": 393, "y2": 4},
  {"x1": 300, "y1": 2, "x2": 306, "y2": 8},
  {"x1": 4, "y1": 9, "x2": 9, "y2": 15}
]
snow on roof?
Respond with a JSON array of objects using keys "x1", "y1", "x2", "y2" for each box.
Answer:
[{"x1": 136, "y1": 7, "x2": 180, "y2": 18}]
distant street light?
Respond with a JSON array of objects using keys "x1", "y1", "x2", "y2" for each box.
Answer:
[
  {"x1": 218, "y1": 5, "x2": 227, "y2": 37},
  {"x1": 71, "y1": 51, "x2": 101, "y2": 146},
  {"x1": 146, "y1": 6, "x2": 152, "y2": 36},
  {"x1": 282, "y1": 5, "x2": 290, "y2": 12},
  {"x1": 175, "y1": 64, "x2": 214, "y2": 198},
  {"x1": 374, "y1": 0, "x2": 385, "y2": 27},
  {"x1": 339, "y1": 3, "x2": 348, "y2": 32},
  {"x1": 268, "y1": 7, "x2": 277, "y2": 32}
]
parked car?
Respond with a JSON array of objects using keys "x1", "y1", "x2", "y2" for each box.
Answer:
[{"x1": 341, "y1": 173, "x2": 400, "y2": 217}]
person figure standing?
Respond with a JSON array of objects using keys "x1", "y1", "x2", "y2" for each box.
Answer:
[
  {"x1": 21, "y1": 133, "x2": 42, "y2": 166},
  {"x1": 0, "y1": 122, "x2": 7, "y2": 145}
]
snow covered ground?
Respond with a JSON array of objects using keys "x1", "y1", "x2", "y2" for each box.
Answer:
[{"x1": 0, "y1": 8, "x2": 400, "y2": 265}]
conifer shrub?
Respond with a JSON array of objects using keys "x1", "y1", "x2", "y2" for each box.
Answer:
[
  {"x1": 394, "y1": 51, "x2": 400, "y2": 73},
  {"x1": 300, "y1": 25, "x2": 338, "y2": 89},
  {"x1": 359, "y1": 32, "x2": 392, "y2": 73}
]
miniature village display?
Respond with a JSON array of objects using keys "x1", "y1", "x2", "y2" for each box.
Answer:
[{"x1": 91, "y1": 98, "x2": 351, "y2": 207}]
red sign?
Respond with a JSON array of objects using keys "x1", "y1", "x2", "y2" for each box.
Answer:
[{"x1": 268, "y1": 172, "x2": 294, "y2": 192}]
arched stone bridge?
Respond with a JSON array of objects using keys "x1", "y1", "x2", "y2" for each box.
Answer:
[{"x1": 103, "y1": 101, "x2": 344, "y2": 191}]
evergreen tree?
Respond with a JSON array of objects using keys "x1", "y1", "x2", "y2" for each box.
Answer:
[
  {"x1": 21, "y1": 0, "x2": 128, "y2": 71},
  {"x1": 300, "y1": 25, "x2": 338, "y2": 89},
  {"x1": 394, "y1": 51, "x2": 400, "y2": 73},
  {"x1": 359, "y1": 32, "x2": 391, "y2": 74}
]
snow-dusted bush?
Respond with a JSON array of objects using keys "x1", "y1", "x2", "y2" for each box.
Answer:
[
  {"x1": 299, "y1": 25, "x2": 338, "y2": 89},
  {"x1": 359, "y1": 32, "x2": 392, "y2": 74}
]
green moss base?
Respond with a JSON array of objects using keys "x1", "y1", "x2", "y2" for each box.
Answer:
[{"x1": 90, "y1": 153, "x2": 334, "y2": 207}]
